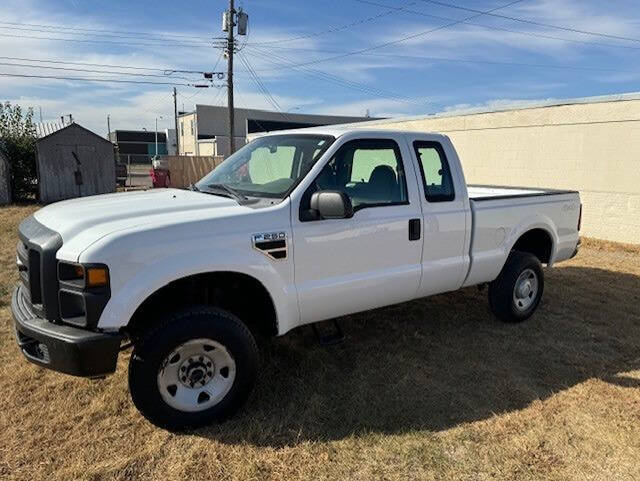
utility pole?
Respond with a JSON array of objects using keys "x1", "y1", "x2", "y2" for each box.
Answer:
[
  {"x1": 173, "y1": 87, "x2": 179, "y2": 155},
  {"x1": 225, "y1": 0, "x2": 236, "y2": 155},
  {"x1": 222, "y1": 1, "x2": 247, "y2": 156},
  {"x1": 107, "y1": 114, "x2": 111, "y2": 139}
]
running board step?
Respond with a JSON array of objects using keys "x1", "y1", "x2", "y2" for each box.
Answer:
[{"x1": 311, "y1": 319, "x2": 344, "y2": 346}]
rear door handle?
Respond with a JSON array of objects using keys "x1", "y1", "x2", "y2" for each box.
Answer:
[{"x1": 409, "y1": 218, "x2": 421, "y2": 241}]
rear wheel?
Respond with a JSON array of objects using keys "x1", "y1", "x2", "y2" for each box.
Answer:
[
  {"x1": 488, "y1": 251, "x2": 544, "y2": 323},
  {"x1": 128, "y1": 306, "x2": 258, "y2": 430}
]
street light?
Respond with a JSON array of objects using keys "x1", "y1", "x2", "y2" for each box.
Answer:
[{"x1": 155, "y1": 116, "x2": 164, "y2": 160}]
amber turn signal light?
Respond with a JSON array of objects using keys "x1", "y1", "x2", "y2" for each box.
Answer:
[{"x1": 86, "y1": 267, "x2": 109, "y2": 287}]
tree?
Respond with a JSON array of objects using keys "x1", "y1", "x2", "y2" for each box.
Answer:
[{"x1": 0, "y1": 102, "x2": 37, "y2": 200}]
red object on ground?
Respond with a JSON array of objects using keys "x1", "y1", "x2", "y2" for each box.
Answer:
[{"x1": 150, "y1": 168, "x2": 170, "y2": 188}]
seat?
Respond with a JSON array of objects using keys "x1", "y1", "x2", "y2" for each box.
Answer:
[{"x1": 365, "y1": 165, "x2": 398, "y2": 202}]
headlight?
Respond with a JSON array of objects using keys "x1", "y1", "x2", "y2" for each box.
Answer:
[
  {"x1": 58, "y1": 262, "x2": 109, "y2": 289},
  {"x1": 57, "y1": 262, "x2": 111, "y2": 328},
  {"x1": 58, "y1": 262, "x2": 84, "y2": 282}
]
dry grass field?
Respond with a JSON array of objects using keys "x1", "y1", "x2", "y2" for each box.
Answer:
[{"x1": 1, "y1": 204, "x2": 640, "y2": 481}]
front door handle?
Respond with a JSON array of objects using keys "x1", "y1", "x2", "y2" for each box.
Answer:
[{"x1": 409, "y1": 218, "x2": 421, "y2": 241}]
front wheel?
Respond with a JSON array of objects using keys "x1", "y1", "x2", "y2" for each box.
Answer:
[
  {"x1": 488, "y1": 251, "x2": 544, "y2": 323},
  {"x1": 128, "y1": 307, "x2": 258, "y2": 430}
]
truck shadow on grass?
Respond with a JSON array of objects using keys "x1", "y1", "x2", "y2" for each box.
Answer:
[{"x1": 198, "y1": 265, "x2": 640, "y2": 447}]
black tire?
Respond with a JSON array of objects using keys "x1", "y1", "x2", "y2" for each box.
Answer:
[
  {"x1": 128, "y1": 306, "x2": 258, "y2": 430},
  {"x1": 488, "y1": 251, "x2": 544, "y2": 323}
]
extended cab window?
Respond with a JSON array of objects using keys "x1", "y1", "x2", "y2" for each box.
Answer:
[
  {"x1": 413, "y1": 141, "x2": 455, "y2": 202},
  {"x1": 301, "y1": 138, "x2": 408, "y2": 219}
]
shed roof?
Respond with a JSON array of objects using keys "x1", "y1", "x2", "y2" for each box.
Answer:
[
  {"x1": 35, "y1": 121, "x2": 66, "y2": 138},
  {"x1": 36, "y1": 122, "x2": 112, "y2": 145}
]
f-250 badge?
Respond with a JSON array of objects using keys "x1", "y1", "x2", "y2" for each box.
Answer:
[{"x1": 252, "y1": 232, "x2": 287, "y2": 260}]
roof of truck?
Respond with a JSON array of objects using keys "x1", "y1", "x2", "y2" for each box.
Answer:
[{"x1": 254, "y1": 125, "x2": 442, "y2": 138}]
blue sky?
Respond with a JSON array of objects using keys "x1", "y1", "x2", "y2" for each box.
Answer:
[{"x1": 2, "y1": 0, "x2": 640, "y2": 135}]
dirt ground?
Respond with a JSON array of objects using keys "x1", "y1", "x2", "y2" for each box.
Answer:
[{"x1": 1, "y1": 204, "x2": 640, "y2": 481}]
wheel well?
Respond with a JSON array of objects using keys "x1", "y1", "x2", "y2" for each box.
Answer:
[
  {"x1": 512, "y1": 228, "x2": 553, "y2": 264},
  {"x1": 126, "y1": 272, "x2": 278, "y2": 340}
]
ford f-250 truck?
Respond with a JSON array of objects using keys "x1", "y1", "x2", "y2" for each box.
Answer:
[{"x1": 12, "y1": 127, "x2": 581, "y2": 429}]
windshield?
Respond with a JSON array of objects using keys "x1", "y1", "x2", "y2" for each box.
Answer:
[{"x1": 196, "y1": 134, "x2": 335, "y2": 198}]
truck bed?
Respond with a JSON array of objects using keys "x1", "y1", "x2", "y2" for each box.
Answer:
[
  {"x1": 468, "y1": 185, "x2": 577, "y2": 201},
  {"x1": 462, "y1": 184, "x2": 581, "y2": 288}
]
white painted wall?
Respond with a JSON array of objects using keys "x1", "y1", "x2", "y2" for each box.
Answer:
[{"x1": 356, "y1": 96, "x2": 640, "y2": 244}]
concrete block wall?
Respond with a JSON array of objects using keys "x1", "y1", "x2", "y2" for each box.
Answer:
[{"x1": 359, "y1": 97, "x2": 640, "y2": 244}]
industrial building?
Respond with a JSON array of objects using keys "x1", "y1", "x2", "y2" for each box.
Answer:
[
  {"x1": 178, "y1": 105, "x2": 378, "y2": 157},
  {"x1": 109, "y1": 129, "x2": 177, "y2": 163},
  {"x1": 36, "y1": 122, "x2": 115, "y2": 203},
  {"x1": 350, "y1": 92, "x2": 640, "y2": 245}
]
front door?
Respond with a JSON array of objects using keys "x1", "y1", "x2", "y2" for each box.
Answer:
[{"x1": 292, "y1": 137, "x2": 423, "y2": 324}]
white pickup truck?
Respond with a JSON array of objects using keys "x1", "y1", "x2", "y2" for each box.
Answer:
[{"x1": 12, "y1": 127, "x2": 581, "y2": 429}]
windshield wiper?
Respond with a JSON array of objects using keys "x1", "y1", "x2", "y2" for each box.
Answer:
[{"x1": 206, "y1": 183, "x2": 247, "y2": 202}]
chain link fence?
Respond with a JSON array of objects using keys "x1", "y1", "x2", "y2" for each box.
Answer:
[{"x1": 116, "y1": 154, "x2": 153, "y2": 190}]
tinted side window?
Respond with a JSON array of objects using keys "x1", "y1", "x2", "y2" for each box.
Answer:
[
  {"x1": 413, "y1": 141, "x2": 455, "y2": 202},
  {"x1": 300, "y1": 139, "x2": 408, "y2": 220},
  {"x1": 323, "y1": 139, "x2": 407, "y2": 209}
]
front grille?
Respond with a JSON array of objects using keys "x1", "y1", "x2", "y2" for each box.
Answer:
[
  {"x1": 28, "y1": 250, "x2": 42, "y2": 304},
  {"x1": 17, "y1": 241, "x2": 30, "y2": 299},
  {"x1": 17, "y1": 216, "x2": 63, "y2": 321}
]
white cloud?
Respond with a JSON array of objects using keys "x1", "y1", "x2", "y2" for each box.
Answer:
[
  {"x1": 311, "y1": 97, "x2": 417, "y2": 118},
  {"x1": 1, "y1": 0, "x2": 640, "y2": 137}
]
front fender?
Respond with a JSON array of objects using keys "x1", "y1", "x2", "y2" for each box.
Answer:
[
  {"x1": 91, "y1": 245, "x2": 299, "y2": 333},
  {"x1": 76, "y1": 201, "x2": 299, "y2": 334}
]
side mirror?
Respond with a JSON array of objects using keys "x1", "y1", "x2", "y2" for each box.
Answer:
[{"x1": 310, "y1": 190, "x2": 354, "y2": 219}]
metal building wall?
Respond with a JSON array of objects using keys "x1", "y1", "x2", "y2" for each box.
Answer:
[{"x1": 36, "y1": 123, "x2": 116, "y2": 204}]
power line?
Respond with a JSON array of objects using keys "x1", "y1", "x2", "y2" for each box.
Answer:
[
  {"x1": 355, "y1": 0, "x2": 640, "y2": 51},
  {"x1": 416, "y1": 0, "x2": 640, "y2": 44},
  {"x1": 245, "y1": 45, "x2": 427, "y2": 106},
  {"x1": 244, "y1": 0, "x2": 526, "y2": 71},
  {"x1": 249, "y1": 45, "x2": 426, "y2": 105},
  {"x1": 238, "y1": 52, "x2": 289, "y2": 118},
  {"x1": 0, "y1": 24, "x2": 216, "y2": 46},
  {"x1": 0, "y1": 72, "x2": 214, "y2": 87},
  {"x1": 0, "y1": 31, "x2": 223, "y2": 49},
  {"x1": 0, "y1": 61, "x2": 202, "y2": 81},
  {"x1": 243, "y1": 45, "x2": 638, "y2": 74},
  {"x1": 141, "y1": 92, "x2": 175, "y2": 115},
  {"x1": 0, "y1": 20, "x2": 218, "y2": 42},
  {"x1": 252, "y1": 1, "x2": 419, "y2": 45},
  {"x1": 0, "y1": 55, "x2": 210, "y2": 73}
]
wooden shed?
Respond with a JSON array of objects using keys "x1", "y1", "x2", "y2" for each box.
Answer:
[
  {"x1": 36, "y1": 123, "x2": 115, "y2": 203},
  {"x1": 0, "y1": 149, "x2": 11, "y2": 205}
]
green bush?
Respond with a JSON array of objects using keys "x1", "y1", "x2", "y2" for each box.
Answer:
[{"x1": 0, "y1": 102, "x2": 37, "y2": 200}]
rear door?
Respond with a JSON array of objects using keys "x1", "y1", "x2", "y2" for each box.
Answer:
[
  {"x1": 291, "y1": 134, "x2": 424, "y2": 324},
  {"x1": 410, "y1": 135, "x2": 470, "y2": 296}
]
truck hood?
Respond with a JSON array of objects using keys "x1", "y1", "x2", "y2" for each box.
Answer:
[{"x1": 33, "y1": 189, "x2": 245, "y2": 257}]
